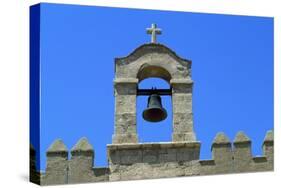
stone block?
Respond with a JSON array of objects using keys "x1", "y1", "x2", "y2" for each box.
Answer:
[
  {"x1": 120, "y1": 149, "x2": 142, "y2": 164},
  {"x1": 172, "y1": 93, "x2": 192, "y2": 113},
  {"x1": 170, "y1": 79, "x2": 193, "y2": 94},
  {"x1": 172, "y1": 113, "x2": 194, "y2": 133},
  {"x1": 112, "y1": 133, "x2": 138, "y2": 144},
  {"x1": 143, "y1": 149, "x2": 159, "y2": 163},
  {"x1": 173, "y1": 132, "x2": 196, "y2": 142},
  {"x1": 114, "y1": 81, "x2": 137, "y2": 95},
  {"x1": 115, "y1": 95, "x2": 136, "y2": 113},
  {"x1": 114, "y1": 113, "x2": 136, "y2": 135},
  {"x1": 176, "y1": 147, "x2": 199, "y2": 162},
  {"x1": 159, "y1": 148, "x2": 177, "y2": 163}
]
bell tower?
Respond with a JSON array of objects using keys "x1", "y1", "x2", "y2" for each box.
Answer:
[{"x1": 112, "y1": 23, "x2": 196, "y2": 144}]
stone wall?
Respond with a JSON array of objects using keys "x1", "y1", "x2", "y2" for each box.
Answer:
[
  {"x1": 30, "y1": 130, "x2": 273, "y2": 185},
  {"x1": 107, "y1": 141, "x2": 201, "y2": 181},
  {"x1": 199, "y1": 130, "x2": 274, "y2": 175},
  {"x1": 37, "y1": 138, "x2": 109, "y2": 185}
]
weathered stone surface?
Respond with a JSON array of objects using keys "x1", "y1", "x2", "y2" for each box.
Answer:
[
  {"x1": 107, "y1": 142, "x2": 201, "y2": 181},
  {"x1": 171, "y1": 79, "x2": 193, "y2": 93},
  {"x1": 43, "y1": 140, "x2": 68, "y2": 185},
  {"x1": 46, "y1": 139, "x2": 68, "y2": 157},
  {"x1": 37, "y1": 129, "x2": 273, "y2": 185},
  {"x1": 114, "y1": 113, "x2": 136, "y2": 134},
  {"x1": 113, "y1": 43, "x2": 196, "y2": 144},
  {"x1": 71, "y1": 137, "x2": 93, "y2": 154},
  {"x1": 212, "y1": 132, "x2": 230, "y2": 145},
  {"x1": 262, "y1": 130, "x2": 274, "y2": 168},
  {"x1": 112, "y1": 133, "x2": 138, "y2": 144},
  {"x1": 173, "y1": 132, "x2": 196, "y2": 142},
  {"x1": 233, "y1": 132, "x2": 252, "y2": 173},
  {"x1": 42, "y1": 156, "x2": 68, "y2": 185},
  {"x1": 211, "y1": 133, "x2": 232, "y2": 174},
  {"x1": 115, "y1": 44, "x2": 191, "y2": 81},
  {"x1": 172, "y1": 94, "x2": 192, "y2": 113},
  {"x1": 68, "y1": 138, "x2": 95, "y2": 184},
  {"x1": 172, "y1": 113, "x2": 193, "y2": 132},
  {"x1": 115, "y1": 95, "x2": 136, "y2": 113},
  {"x1": 172, "y1": 92, "x2": 195, "y2": 142},
  {"x1": 143, "y1": 149, "x2": 159, "y2": 163},
  {"x1": 114, "y1": 81, "x2": 137, "y2": 95},
  {"x1": 234, "y1": 131, "x2": 251, "y2": 143}
]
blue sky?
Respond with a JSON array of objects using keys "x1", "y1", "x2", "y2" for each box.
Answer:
[{"x1": 31, "y1": 3, "x2": 273, "y2": 170}]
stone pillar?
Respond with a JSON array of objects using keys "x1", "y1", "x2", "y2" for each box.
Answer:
[
  {"x1": 68, "y1": 138, "x2": 94, "y2": 183},
  {"x1": 171, "y1": 79, "x2": 196, "y2": 142},
  {"x1": 211, "y1": 132, "x2": 233, "y2": 174},
  {"x1": 233, "y1": 131, "x2": 252, "y2": 172},
  {"x1": 44, "y1": 139, "x2": 68, "y2": 185},
  {"x1": 112, "y1": 78, "x2": 138, "y2": 144}
]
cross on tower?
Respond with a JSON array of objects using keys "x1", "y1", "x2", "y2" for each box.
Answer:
[{"x1": 146, "y1": 23, "x2": 162, "y2": 43}]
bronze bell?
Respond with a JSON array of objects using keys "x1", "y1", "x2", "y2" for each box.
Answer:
[{"x1": 142, "y1": 94, "x2": 167, "y2": 122}]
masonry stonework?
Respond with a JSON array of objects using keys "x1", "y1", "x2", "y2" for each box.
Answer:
[
  {"x1": 113, "y1": 43, "x2": 196, "y2": 143},
  {"x1": 30, "y1": 130, "x2": 273, "y2": 185},
  {"x1": 30, "y1": 43, "x2": 274, "y2": 185}
]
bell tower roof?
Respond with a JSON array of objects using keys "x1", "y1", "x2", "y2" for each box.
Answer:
[{"x1": 115, "y1": 43, "x2": 191, "y2": 68}]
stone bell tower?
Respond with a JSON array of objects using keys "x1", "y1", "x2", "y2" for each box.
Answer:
[
  {"x1": 34, "y1": 23, "x2": 273, "y2": 185},
  {"x1": 112, "y1": 23, "x2": 196, "y2": 144},
  {"x1": 107, "y1": 25, "x2": 200, "y2": 181}
]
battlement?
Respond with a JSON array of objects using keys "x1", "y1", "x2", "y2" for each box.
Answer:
[
  {"x1": 30, "y1": 130, "x2": 273, "y2": 185},
  {"x1": 200, "y1": 130, "x2": 274, "y2": 175}
]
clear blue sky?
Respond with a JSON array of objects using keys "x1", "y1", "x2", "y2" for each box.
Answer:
[{"x1": 32, "y1": 3, "x2": 273, "y2": 170}]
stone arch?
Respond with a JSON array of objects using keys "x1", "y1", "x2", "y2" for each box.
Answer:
[
  {"x1": 114, "y1": 43, "x2": 192, "y2": 81},
  {"x1": 137, "y1": 64, "x2": 172, "y2": 84}
]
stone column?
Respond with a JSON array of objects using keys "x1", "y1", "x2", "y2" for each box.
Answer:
[
  {"x1": 171, "y1": 79, "x2": 196, "y2": 142},
  {"x1": 112, "y1": 78, "x2": 138, "y2": 144}
]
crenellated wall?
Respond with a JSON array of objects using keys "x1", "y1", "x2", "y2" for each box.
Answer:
[
  {"x1": 30, "y1": 130, "x2": 273, "y2": 185},
  {"x1": 30, "y1": 138, "x2": 109, "y2": 185},
  {"x1": 199, "y1": 130, "x2": 274, "y2": 175}
]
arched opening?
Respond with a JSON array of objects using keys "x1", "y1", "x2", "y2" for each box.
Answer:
[
  {"x1": 137, "y1": 65, "x2": 172, "y2": 83},
  {"x1": 137, "y1": 78, "x2": 172, "y2": 142}
]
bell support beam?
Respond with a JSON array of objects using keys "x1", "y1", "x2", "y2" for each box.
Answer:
[{"x1": 137, "y1": 88, "x2": 172, "y2": 96}]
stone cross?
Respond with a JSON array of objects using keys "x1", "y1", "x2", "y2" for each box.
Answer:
[{"x1": 146, "y1": 23, "x2": 162, "y2": 43}]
